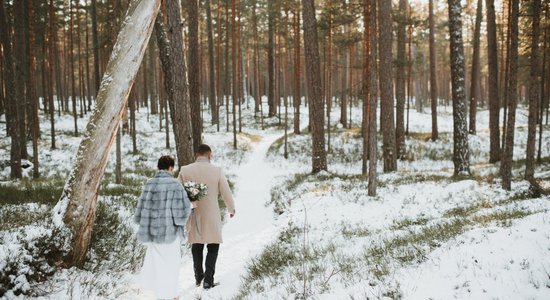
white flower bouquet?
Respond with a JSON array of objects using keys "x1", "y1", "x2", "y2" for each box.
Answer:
[{"x1": 183, "y1": 181, "x2": 208, "y2": 202}]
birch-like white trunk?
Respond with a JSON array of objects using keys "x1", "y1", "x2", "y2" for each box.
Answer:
[{"x1": 52, "y1": 0, "x2": 161, "y2": 267}]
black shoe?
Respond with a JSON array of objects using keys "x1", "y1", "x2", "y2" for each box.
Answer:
[
  {"x1": 195, "y1": 275, "x2": 204, "y2": 287},
  {"x1": 203, "y1": 281, "x2": 219, "y2": 290}
]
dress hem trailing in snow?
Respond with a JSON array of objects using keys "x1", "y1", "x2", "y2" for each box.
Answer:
[{"x1": 137, "y1": 238, "x2": 182, "y2": 299}]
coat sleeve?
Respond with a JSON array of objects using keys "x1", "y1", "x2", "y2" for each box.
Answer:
[
  {"x1": 133, "y1": 184, "x2": 147, "y2": 225},
  {"x1": 219, "y1": 168, "x2": 235, "y2": 214},
  {"x1": 177, "y1": 169, "x2": 188, "y2": 183},
  {"x1": 172, "y1": 182, "x2": 191, "y2": 226}
]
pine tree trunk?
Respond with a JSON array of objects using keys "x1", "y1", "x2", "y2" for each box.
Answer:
[
  {"x1": 216, "y1": 0, "x2": 222, "y2": 132},
  {"x1": 501, "y1": 2, "x2": 512, "y2": 150},
  {"x1": 326, "y1": 5, "x2": 332, "y2": 153},
  {"x1": 27, "y1": 0, "x2": 39, "y2": 178},
  {"x1": 487, "y1": 0, "x2": 500, "y2": 162},
  {"x1": 149, "y1": 42, "x2": 158, "y2": 115},
  {"x1": 155, "y1": 7, "x2": 194, "y2": 167},
  {"x1": 538, "y1": 6, "x2": 548, "y2": 162},
  {"x1": 130, "y1": 89, "x2": 137, "y2": 154},
  {"x1": 267, "y1": 0, "x2": 276, "y2": 117},
  {"x1": 378, "y1": 0, "x2": 397, "y2": 172},
  {"x1": 0, "y1": 0, "x2": 22, "y2": 178},
  {"x1": 84, "y1": 6, "x2": 93, "y2": 111},
  {"x1": 115, "y1": 123, "x2": 122, "y2": 184},
  {"x1": 251, "y1": 0, "x2": 260, "y2": 117},
  {"x1": 469, "y1": 0, "x2": 482, "y2": 134},
  {"x1": 76, "y1": 2, "x2": 86, "y2": 117},
  {"x1": 0, "y1": 47, "x2": 4, "y2": 118},
  {"x1": 395, "y1": 0, "x2": 407, "y2": 159},
  {"x1": 362, "y1": 0, "x2": 371, "y2": 177},
  {"x1": 231, "y1": 0, "x2": 238, "y2": 149},
  {"x1": 500, "y1": 0, "x2": 519, "y2": 190},
  {"x1": 283, "y1": 8, "x2": 289, "y2": 159},
  {"x1": 52, "y1": 0, "x2": 161, "y2": 267},
  {"x1": 225, "y1": 2, "x2": 230, "y2": 132},
  {"x1": 237, "y1": 3, "x2": 243, "y2": 133},
  {"x1": 205, "y1": 0, "x2": 217, "y2": 126},
  {"x1": 525, "y1": 0, "x2": 541, "y2": 182},
  {"x1": 91, "y1": 0, "x2": 100, "y2": 92},
  {"x1": 368, "y1": 0, "x2": 378, "y2": 196},
  {"x1": 14, "y1": 0, "x2": 28, "y2": 159},
  {"x1": 293, "y1": 9, "x2": 301, "y2": 134},
  {"x1": 302, "y1": 0, "x2": 327, "y2": 173},
  {"x1": 406, "y1": 10, "x2": 412, "y2": 134},
  {"x1": 448, "y1": 0, "x2": 471, "y2": 176},
  {"x1": 188, "y1": 0, "x2": 201, "y2": 151},
  {"x1": 429, "y1": 0, "x2": 438, "y2": 141},
  {"x1": 48, "y1": 0, "x2": 57, "y2": 149}
]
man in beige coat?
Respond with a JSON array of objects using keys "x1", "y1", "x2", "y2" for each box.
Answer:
[{"x1": 178, "y1": 144, "x2": 235, "y2": 290}]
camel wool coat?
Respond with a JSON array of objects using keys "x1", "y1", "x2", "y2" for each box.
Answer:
[{"x1": 178, "y1": 156, "x2": 235, "y2": 244}]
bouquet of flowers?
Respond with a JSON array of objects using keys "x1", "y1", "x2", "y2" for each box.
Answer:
[{"x1": 183, "y1": 181, "x2": 208, "y2": 202}]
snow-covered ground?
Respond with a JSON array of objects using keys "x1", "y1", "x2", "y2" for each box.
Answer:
[{"x1": 0, "y1": 98, "x2": 549, "y2": 299}]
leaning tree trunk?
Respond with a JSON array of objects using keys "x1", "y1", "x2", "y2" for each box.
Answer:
[
  {"x1": 302, "y1": 0, "x2": 327, "y2": 173},
  {"x1": 52, "y1": 0, "x2": 161, "y2": 267},
  {"x1": 378, "y1": 0, "x2": 397, "y2": 172},
  {"x1": 525, "y1": 0, "x2": 541, "y2": 183},
  {"x1": 486, "y1": 0, "x2": 500, "y2": 162},
  {"x1": 500, "y1": 0, "x2": 519, "y2": 191},
  {"x1": 429, "y1": 0, "x2": 438, "y2": 141},
  {"x1": 448, "y1": 0, "x2": 470, "y2": 176}
]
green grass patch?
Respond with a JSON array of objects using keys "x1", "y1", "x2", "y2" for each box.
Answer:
[
  {"x1": 87, "y1": 201, "x2": 144, "y2": 273},
  {"x1": 0, "y1": 177, "x2": 64, "y2": 206},
  {"x1": 390, "y1": 216, "x2": 430, "y2": 230},
  {"x1": 0, "y1": 205, "x2": 50, "y2": 231}
]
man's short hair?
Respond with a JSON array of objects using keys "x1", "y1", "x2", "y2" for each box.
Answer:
[
  {"x1": 157, "y1": 155, "x2": 175, "y2": 170},
  {"x1": 197, "y1": 144, "x2": 212, "y2": 155}
]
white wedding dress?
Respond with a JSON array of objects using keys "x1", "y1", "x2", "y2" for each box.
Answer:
[{"x1": 138, "y1": 239, "x2": 182, "y2": 299}]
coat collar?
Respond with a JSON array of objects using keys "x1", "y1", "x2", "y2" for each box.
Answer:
[
  {"x1": 196, "y1": 156, "x2": 210, "y2": 163},
  {"x1": 155, "y1": 170, "x2": 174, "y2": 177}
]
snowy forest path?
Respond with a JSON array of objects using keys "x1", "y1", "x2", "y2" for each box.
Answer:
[{"x1": 180, "y1": 132, "x2": 287, "y2": 299}]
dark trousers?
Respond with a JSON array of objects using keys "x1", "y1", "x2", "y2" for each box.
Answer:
[{"x1": 191, "y1": 243, "x2": 219, "y2": 285}]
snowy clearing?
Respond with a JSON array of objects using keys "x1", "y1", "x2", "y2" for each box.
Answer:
[{"x1": 0, "y1": 99, "x2": 549, "y2": 299}]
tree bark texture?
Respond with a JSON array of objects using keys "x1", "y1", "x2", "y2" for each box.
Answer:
[
  {"x1": 368, "y1": 0, "x2": 378, "y2": 196},
  {"x1": 469, "y1": 0, "x2": 483, "y2": 134},
  {"x1": 155, "y1": 6, "x2": 194, "y2": 167},
  {"x1": 395, "y1": 0, "x2": 407, "y2": 159},
  {"x1": 429, "y1": 0, "x2": 438, "y2": 141},
  {"x1": 486, "y1": 0, "x2": 500, "y2": 162},
  {"x1": 448, "y1": 0, "x2": 471, "y2": 176},
  {"x1": 14, "y1": 0, "x2": 28, "y2": 159},
  {"x1": 500, "y1": 0, "x2": 519, "y2": 190},
  {"x1": 188, "y1": 0, "x2": 201, "y2": 151},
  {"x1": 267, "y1": 0, "x2": 276, "y2": 117},
  {"x1": 378, "y1": 0, "x2": 397, "y2": 172},
  {"x1": 302, "y1": 0, "x2": 327, "y2": 173},
  {"x1": 0, "y1": 0, "x2": 22, "y2": 178},
  {"x1": 525, "y1": 0, "x2": 541, "y2": 182},
  {"x1": 205, "y1": 0, "x2": 218, "y2": 126}
]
